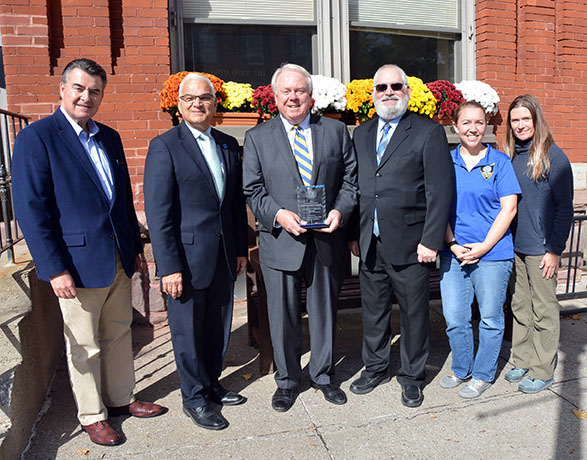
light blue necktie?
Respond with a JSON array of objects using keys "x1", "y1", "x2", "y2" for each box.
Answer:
[
  {"x1": 293, "y1": 125, "x2": 312, "y2": 186},
  {"x1": 199, "y1": 132, "x2": 224, "y2": 198},
  {"x1": 373, "y1": 123, "x2": 391, "y2": 237}
]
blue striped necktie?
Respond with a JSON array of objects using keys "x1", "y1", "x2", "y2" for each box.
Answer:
[
  {"x1": 373, "y1": 122, "x2": 391, "y2": 237},
  {"x1": 377, "y1": 122, "x2": 391, "y2": 165},
  {"x1": 293, "y1": 125, "x2": 312, "y2": 186}
]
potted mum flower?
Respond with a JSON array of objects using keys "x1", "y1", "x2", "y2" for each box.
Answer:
[
  {"x1": 407, "y1": 76, "x2": 437, "y2": 119},
  {"x1": 310, "y1": 75, "x2": 347, "y2": 116},
  {"x1": 426, "y1": 80, "x2": 465, "y2": 122},
  {"x1": 345, "y1": 79, "x2": 375, "y2": 123},
  {"x1": 251, "y1": 84, "x2": 278, "y2": 118},
  {"x1": 220, "y1": 81, "x2": 254, "y2": 112},
  {"x1": 454, "y1": 80, "x2": 500, "y2": 115},
  {"x1": 213, "y1": 81, "x2": 261, "y2": 126}
]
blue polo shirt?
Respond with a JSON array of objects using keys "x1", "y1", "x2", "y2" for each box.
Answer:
[{"x1": 443, "y1": 144, "x2": 521, "y2": 261}]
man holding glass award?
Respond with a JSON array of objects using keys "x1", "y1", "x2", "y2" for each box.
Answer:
[{"x1": 243, "y1": 64, "x2": 358, "y2": 412}]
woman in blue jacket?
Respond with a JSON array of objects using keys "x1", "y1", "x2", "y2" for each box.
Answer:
[
  {"x1": 439, "y1": 101, "x2": 520, "y2": 398},
  {"x1": 503, "y1": 94, "x2": 574, "y2": 394}
]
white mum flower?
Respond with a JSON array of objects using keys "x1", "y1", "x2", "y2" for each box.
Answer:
[
  {"x1": 310, "y1": 75, "x2": 348, "y2": 115},
  {"x1": 455, "y1": 80, "x2": 500, "y2": 115}
]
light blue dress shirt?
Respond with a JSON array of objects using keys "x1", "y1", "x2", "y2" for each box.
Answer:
[
  {"x1": 60, "y1": 106, "x2": 114, "y2": 201},
  {"x1": 281, "y1": 113, "x2": 314, "y2": 161},
  {"x1": 184, "y1": 122, "x2": 226, "y2": 197},
  {"x1": 376, "y1": 114, "x2": 402, "y2": 146}
]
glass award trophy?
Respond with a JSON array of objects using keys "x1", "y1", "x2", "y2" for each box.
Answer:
[{"x1": 297, "y1": 185, "x2": 328, "y2": 229}]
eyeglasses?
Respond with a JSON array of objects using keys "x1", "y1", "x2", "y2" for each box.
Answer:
[
  {"x1": 374, "y1": 83, "x2": 405, "y2": 93},
  {"x1": 179, "y1": 94, "x2": 215, "y2": 104}
]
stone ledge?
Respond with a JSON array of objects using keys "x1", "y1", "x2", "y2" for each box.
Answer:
[{"x1": 0, "y1": 245, "x2": 64, "y2": 460}]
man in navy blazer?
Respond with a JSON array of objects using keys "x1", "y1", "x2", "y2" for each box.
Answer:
[
  {"x1": 12, "y1": 59, "x2": 163, "y2": 447},
  {"x1": 144, "y1": 73, "x2": 248, "y2": 431}
]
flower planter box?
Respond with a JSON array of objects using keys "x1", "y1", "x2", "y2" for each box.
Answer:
[
  {"x1": 211, "y1": 112, "x2": 261, "y2": 126},
  {"x1": 431, "y1": 114, "x2": 454, "y2": 125}
]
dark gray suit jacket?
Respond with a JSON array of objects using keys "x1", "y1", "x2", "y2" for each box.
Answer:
[
  {"x1": 352, "y1": 111, "x2": 454, "y2": 265},
  {"x1": 243, "y1": 114, "x2": 358, "y2": 271}
]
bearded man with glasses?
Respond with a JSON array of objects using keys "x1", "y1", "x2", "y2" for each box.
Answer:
[{"x1": 348, "y1": 64, "x2": 454, "y2": 407}]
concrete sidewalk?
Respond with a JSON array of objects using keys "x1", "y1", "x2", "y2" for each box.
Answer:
[{"x1": 22, "y1": 299, "x2": 587, "y2": 460}]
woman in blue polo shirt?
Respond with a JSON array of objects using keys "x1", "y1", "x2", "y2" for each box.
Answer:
[{"x1": 439, "y1": 101, "x2": 521, "y2": 398}]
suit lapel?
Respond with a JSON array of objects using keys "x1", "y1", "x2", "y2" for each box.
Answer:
[
  {"x1": 211, "y1": 128, "x2": 229, "y2": 172},
  {"x1": 378, "y1": 112, "x2": 411, "y2": 169},
  {"x1": 54, "y1": 110, "x2": 111, "y2": 203},
  {"x1": 362, "y1": 119, "x2": 378, "y2": 171},
  {"x1": 211, "y1": 128, "x2": 230, "y2": 201},
  {"x1": 309, "y1": 114, "x2": 324, "y2": 185},
  {"x1": 178, "y1": 122, "x2": 219, "y2": 202},
  {"x1": 269, "y1": 118, "x2": 304, "y2": 185}
]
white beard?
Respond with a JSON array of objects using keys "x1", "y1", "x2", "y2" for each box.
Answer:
[{"x1": 374, "y1": 93, "x2": 409, "y2": 120}]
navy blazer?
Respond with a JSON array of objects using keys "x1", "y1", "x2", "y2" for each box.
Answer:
[
  {"x1": 143, "y1": 122, "x2": 247, "y2": 290},
  {"x1": 12, "y1": 109, "x2": 143, "y2": 288}
]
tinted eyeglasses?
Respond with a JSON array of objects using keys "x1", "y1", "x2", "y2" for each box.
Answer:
[{"x1": 374, "y1": 83, "x2": 404, "y2": 93}]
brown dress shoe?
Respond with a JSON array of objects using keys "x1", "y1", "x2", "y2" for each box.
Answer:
[
  {"x1": 82, "y1": 421, "x2": 121, "y2": 446},
  {"x1": 108, "y1": 400, "x2": 165, "y2": 418}
]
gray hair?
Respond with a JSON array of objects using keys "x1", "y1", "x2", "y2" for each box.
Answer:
[
  {"x1": 372, "y1": 64, "x2": 408, "y2": 87},
  {"x1": 179, "y1": 73, "x2": 216, "y2": 96},
  {"x1": 270, "y1": 63, "x2": 313, "y2": 95},
  {"x1": 62, "y1": 58, "x2": 107, "y2": 88}
]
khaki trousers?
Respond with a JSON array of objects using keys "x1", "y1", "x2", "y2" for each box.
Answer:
[
  {"x1": 58, "y1": 256, "x2": 135, "y2": 425},
  {"x1": 511, "y1": 252, "x2": 560, "y2": 381}
]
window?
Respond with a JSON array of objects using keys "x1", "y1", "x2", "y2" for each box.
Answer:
[
  {"x1": 347, "y1": 0, "x2": 459, "y2": 81},
  {"x1": 184, "y1": 24, "x2": 314, "y2": 87},
  {"x1": 349, "y1": 30, "x2": 455, "y2": 81},
  {"x1": 172, "y1": 0, "x2": 471, "y2": 85}
]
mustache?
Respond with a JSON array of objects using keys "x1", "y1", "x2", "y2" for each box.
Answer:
[{"x1": 380, "y1": 95, "x2": 400, "y2": 102}]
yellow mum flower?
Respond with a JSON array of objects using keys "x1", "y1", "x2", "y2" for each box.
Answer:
[
  {"x1": 407, "y1": 76, "x2": 437, "y2": 118},
  {"x1": 221, "y1": 81, "x2": 254, "y2": 112},
  {"x1": 346, "y1": 79, "x2": 375, "y2": 122}
]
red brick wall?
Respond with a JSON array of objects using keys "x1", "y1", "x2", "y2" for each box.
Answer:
[
  {"x1": 0, "y1": 0, "x2": 172, "y2": 210},
  {"x1": 2, "y1": 0, "x2": 585, "y2": 209},
  {"x1": 476, "y1": 0, "x2": 587, "y2": 163}
]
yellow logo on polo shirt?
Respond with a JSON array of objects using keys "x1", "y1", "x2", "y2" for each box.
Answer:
[{"x1": 480, "y1": 163, "x2": 495, "y2": 180}]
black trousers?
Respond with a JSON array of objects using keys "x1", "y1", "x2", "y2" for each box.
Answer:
[
  {"x1": 359, "y1": 236, "x2": 431, "y2": 386},
  {"x1": 167, "y1": 245, "x2": 234, "y2": 408}
]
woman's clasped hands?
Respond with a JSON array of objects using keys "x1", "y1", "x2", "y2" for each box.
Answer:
[{"x1": 450, "y1": 241, "x2": 492, "y2": 265}]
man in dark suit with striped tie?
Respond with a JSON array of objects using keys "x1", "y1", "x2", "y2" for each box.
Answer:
[{"x1": 243, "y1": 64, "x2": 358, "y2": 412}]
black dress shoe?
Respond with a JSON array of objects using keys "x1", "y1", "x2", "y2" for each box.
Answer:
[
  {"x1": 271, "y1": 388, "x2": 295, "y2": 412},
  {"x1": 401, "y1": 384, "x2": 423, "y2": 408},
  {"x1": 349, "y1": 373, "x2": 391, "y2": 395},
  {"x1": 311, "y1": 382, "x2": 347, "y2": 405},
  {"x1": 183, "y1": 405, "x2": 228, "y2": 430},
  {"x1": 210, "y1": 388, "x2": 247, "y2": 406}
]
